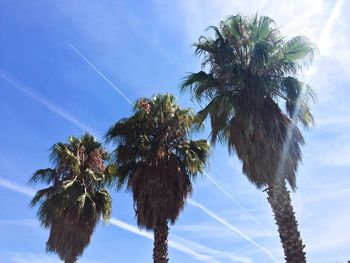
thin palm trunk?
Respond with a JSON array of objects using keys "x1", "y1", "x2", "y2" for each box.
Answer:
[
  {"x1": 153, "y1": 221, "x2": 169, "y2": 263},
  {"x1": 267, "y1": 179, "x2": 306, "y2": 263},
  {"x1": 65, "y1": 259, "x2": 76, "y2": 263}
]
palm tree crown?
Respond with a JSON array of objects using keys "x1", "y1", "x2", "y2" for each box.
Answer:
[
  {"x1": 181, "y1": 14, "x2": 316, "y2": 189},
  {"x1": 30, "y1": 133, "x2": 112, "y2": 263},
  {"x1": 106, "y1": 93, "x2": 209, "y2": 229}
]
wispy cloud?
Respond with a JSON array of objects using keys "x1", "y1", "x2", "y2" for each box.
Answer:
[
  {"x1": 110, "y1": 218, "x2": 223, "y2": 263},
  {"x1": 204, "y1": 172, "x2": 274, "y2": 238},
  {"x1": 0, "y1": 179, "x2": 248, "y2": 263},
  {"x1": 317, "y1": 0, "x2": 345, "y2": 55},
  {"x1": 68, "y1": 46, "x2": 274, "y2": 254},
  {"x1": 0, "y1": 177, "x2": 36, "y2": 197},
  {"x1": 6, "y1": 252, "x2": 101, "y2": 263},
  {"x1": 171, "y1": 234, "x2": 254, "y2": 263},
  {"x1": 2, "y1": 53, "x2": 264, "y2": 258},
  {"x1": 188, "y1": 199, "x2": 280, "y2": 262},
  {"x1": 0, "y1": 69, "x2": 99, "y2": 137}
]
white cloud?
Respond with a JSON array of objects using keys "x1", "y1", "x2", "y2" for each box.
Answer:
[
  {"x1": 188, "y1": 199, "x2": 280, "y2": 262},
  {"x1": 174, "y1": 221, "x2": 278, "y2": 243},
  {"x1": 154, "y1": 0, "x2": 334, "y2": 43},
  {"x1": 110, "y1": 218, "x2": 218, "y2": 263},
  {"x1": 203, "y1": 171, "x2": 274, "y2": 237},
  {"x1": 171, "y1": 234, "x2": 254, "y2": 263},
  {"x1": 6, "y1": 252, "x2": 101, "y2": 263},
  {"x1": 111, "y1": 218, "x2": 253, "y2": 263},
  {"x1": 1, "y1": 57, "x2": 260, "y2": 261},
  {"x1": 66, "y1": 42, "x2": 276, "y2": 256},
  {"x1": 0, "y1": 179, "x2": 250, "y2": 263}
]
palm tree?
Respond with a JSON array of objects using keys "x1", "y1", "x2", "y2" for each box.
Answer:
[
  {"x1": 29, "y1": 133, "x2": 112, "y2": 263},
  {"x1": 181, "y1": 14, "x2": 316, "y2": 263},
  {"x1": 106, "y1": 93, "x2": 209, "y2": 263}
]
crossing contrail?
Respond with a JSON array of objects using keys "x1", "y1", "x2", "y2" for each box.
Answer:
[
  {"x1": 203, "y1": 172, "x2": 275, "y2": 237},
  {"x1": 1, "y1": 53, "x2": 275, "y2": 261},
  {"x1": 0, "y1": 177, "x2": 251, "y2": 263},
  {"x1": 188, "y1": 199, "x2": 280, "y2": 263},
  {"x1": 68, "y1": 44, "x2": 275, "y2": 240},
  {"x1": 68, "y1": 44, "x2": 278, "y2": 260}
]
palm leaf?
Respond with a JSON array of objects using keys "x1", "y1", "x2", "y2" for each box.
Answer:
[{"x1": 29, "y1": 168, "x2": 56, "y2": 185}]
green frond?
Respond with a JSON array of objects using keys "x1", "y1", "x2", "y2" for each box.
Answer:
[
  {"x1": 30, "y1": 187, "x2": 52, "y2": 207},
  {"x1": 94, "y1": 189, "x2": 112, "y2": 222},
  {"x1": 180, "y1": 71, "x2": 217, "y2": 102},
  {"x1": 37, "y1": 192, "x2": 62, "y2": 228},
  {"x1": 250, "y1": 15, "x2": 275, "y2": 42},
  {"x1": 80, "y1": 133, "x2": 102, "y2": 154},
  {"x1": 180, "y1": 13, "x2": 317, "y2": 189},
  {"x1": 106, "y1": 93, "x2": 210, "y2": 229},
  {"x1": 282, "y1": 36, "x2": 317, "y2": 68},
  {"x1": 29, "y1": 168, "x2": 56, "y2": 185},
  {"x1": 222, "y1": 14, "x2": 246, "y2": 40},
  {"x1": 30, "y1": 133, "x2": 112, "y2": 262},
  {"x1": 282, "y1": 77, "x2": 316, "y2": 128},
  {"x1": 177, "y1": 140, "x2": 210, "y2": 177},
  {"x1": 194, "y1": 37, "x2": 216, "y2": 57}
]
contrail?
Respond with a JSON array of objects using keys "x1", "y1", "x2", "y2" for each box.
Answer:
[
  {"x1": 68, "y1": 44, "x2": 274, "y2": 240},
  {"x1": 270, "y1": 4, "x2": 344, "y2": 257},
  {"x1": 0, "y1": 177, "x2": 248, "y2": 263},
  {"x1": 277, "y1": 0, "x2": 345, "y2": 191},
  {"x1": 317, "y1": 0, "x2": 345, "y2": 54},
  {"x1": 67, "y1": 43, "x2": 133, "y2": 105},
  {"x1": 0, "y1": 177, "x2": 36, "y2": 197},
  {"x1": 188, "y1": 199, "x2": 280, "y2": 263},
  {"x1": 0, "y1": 68, "x2": 273, "y2": 259},
  {"x1": 170, "y1": 234, "x2": 253, "y2": 263},
  {"x1": 203, "y1": 172, "x2": 275, "y2": 238},
  {"x1": 109, "y1": 218, "x2": 220, "y2": 263},
  {"x1": 0, "y1": 69, "x2": 100, "y2": 138}
]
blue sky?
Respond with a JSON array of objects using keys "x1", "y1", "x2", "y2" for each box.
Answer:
[{"x1": 0, "y1": 0, "x2": 349, "y2": 262}]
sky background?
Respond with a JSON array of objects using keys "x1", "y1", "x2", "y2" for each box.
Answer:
[{"x1": 0, "y1": 0, "x2": 349, "y2": 262}]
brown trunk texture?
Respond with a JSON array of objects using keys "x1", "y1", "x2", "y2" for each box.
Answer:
[
  {"x1": 153, "y1": 221, "x2": 169, "y2": 263},
  {"x1": 267, "y1": 179, "x2": 306, "y2": 263}
]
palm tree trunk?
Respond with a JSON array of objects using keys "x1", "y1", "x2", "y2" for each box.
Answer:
[
  {"x1": 64, "y1": 258, "x2": 76, "y2": 263},
  {"x1": 153, "y1": 221, "x2": 169, "y2": 263},
  {"x1": 267, "y1": 179, "x2": 306, "y2": 263}
]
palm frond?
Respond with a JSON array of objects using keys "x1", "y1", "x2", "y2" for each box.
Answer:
[
  {"x1": 180, "y1": 71, "x2": 217, "y2": 102},
  {"x1": 30, "y1": 187, "x2": 52, "y2": 207},
  {"x1": 180, "y1": 13, "x2": 317, "y2": 189},
  {"x1": 30, "y1": 133, "x2": 112, "y2": 262},
  {"x1": 29, "y1": 168, "x2": 56, "y2": 185},
  {"x1": 106, "y1": 93, "x2": 210, "y2": 229},
  {"x1": 282, "y1": 36, "x2": 317, "y2": 68},
  {"x1": 282, "y1": 77, "x2": 316, "y2": 128}
]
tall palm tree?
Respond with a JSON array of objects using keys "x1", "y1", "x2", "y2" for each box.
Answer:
[
  {"x1": 30, "y1": 133, "x2": 112, "y2": 263},
  {"x1": 181, "y1": 14, "x2": 316, "y2": 263},
  {"x1": 106, "y1": 93, "x2": 209, "y2": 263}
]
